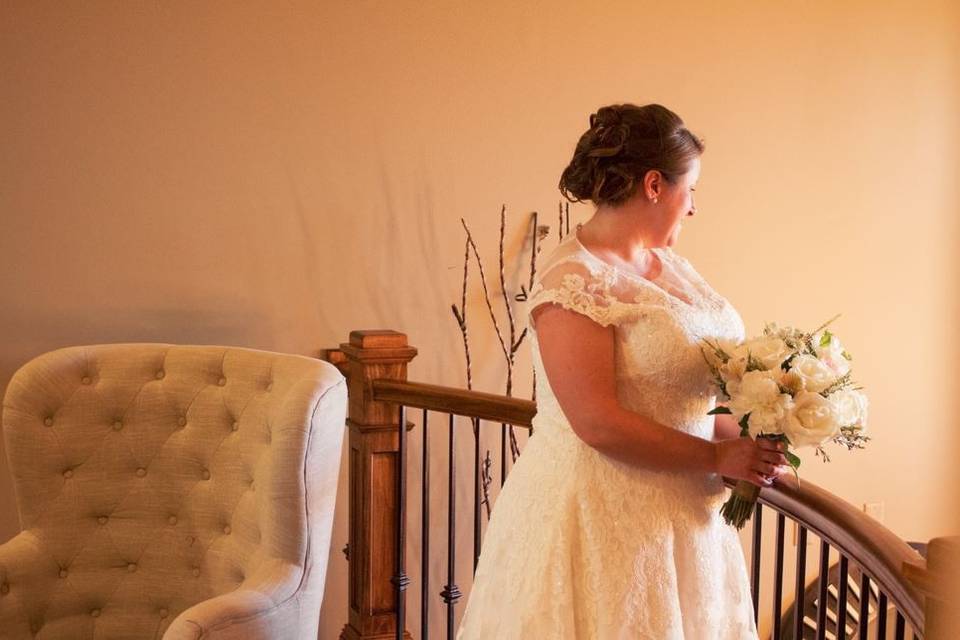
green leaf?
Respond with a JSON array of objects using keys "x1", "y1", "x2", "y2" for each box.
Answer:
[
  {"x1": 707, "y1": 406, "x2": 732, "y2": 415},
  {"x1": 738, "y1": 413, "x2": 751, "y2": 437},
  {"x1": 820, "y1": 330, "x2": 833, "y2": 347},
  {"x1": 785, "y1": 451, "x2": 801, "y2": 469},
  {"x1": 842, "y1": 349, "x2": 852, "y2": 361}
]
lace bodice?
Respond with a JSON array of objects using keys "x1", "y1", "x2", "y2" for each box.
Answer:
[{"x1": 528, "y1": 233, "x2": 746, "y2": 441}]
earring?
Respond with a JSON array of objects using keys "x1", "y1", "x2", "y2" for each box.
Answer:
[{"x1": 652, "y1": 197, "x2": 658, "y2": 204}]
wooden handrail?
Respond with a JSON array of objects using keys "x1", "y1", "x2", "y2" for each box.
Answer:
[
  {"x1": 328, "y1": 330, "x2": 933, "y2": 639},
  {"x1": 723, "y1": 477, "x2": 926, "y2": 633},
  {"x1": 374, "y1": 376, "x2": 926, "y2": 631},
  {"x1": 371, "y1": 379, "x2": 536, "y2": 427}
]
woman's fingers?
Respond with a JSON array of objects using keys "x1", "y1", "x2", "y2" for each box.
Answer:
[{"x1": 760, "y1": 451, "x2": 788, "y2": 465}]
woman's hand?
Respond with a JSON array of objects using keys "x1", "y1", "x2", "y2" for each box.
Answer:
[{"x1": 714, "y1": 436, "x2": 790, "y2": 487}]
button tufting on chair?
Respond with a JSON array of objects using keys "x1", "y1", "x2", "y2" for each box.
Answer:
[{"x1": 0, "y1": 344, "x2": 347, "y2": 639}]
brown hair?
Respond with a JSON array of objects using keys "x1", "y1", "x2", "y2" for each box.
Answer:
[{"x1": 558, "y1": 103, "x2": 704, "y2": 207}]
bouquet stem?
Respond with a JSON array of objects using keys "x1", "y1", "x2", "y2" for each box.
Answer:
[{"x1": 721, "y1": 481, "x2": 761, "y2": 530}]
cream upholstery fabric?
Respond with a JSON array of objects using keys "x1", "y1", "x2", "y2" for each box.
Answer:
[{"x1": 0, "y1": 344, "x2": 347, "y2": 639}]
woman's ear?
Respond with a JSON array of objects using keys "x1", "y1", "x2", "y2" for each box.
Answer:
[{"x1": 643, "y1": 169, "x2": 663, "y2": 201}]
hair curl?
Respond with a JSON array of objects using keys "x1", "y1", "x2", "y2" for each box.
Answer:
[{"x1": 558, "y1": 103, "x2": 704, "y2": 207}]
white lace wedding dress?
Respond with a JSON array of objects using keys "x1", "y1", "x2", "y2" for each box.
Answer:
[{"x1": 455, "y1": 232, "x2": 758, "y2": 639}]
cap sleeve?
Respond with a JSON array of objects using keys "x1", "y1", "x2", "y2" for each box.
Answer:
[{"x1": 527, "y1": 258, "x2": 629, "y2": 328}]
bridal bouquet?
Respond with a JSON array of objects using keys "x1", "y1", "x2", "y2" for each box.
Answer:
[{"x1": 700, "y1": 316, "x2": 870, "y2": 529}]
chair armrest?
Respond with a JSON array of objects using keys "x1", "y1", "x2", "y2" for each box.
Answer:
[
  {"x1": 0, "y1": 532, "x2": 57, "y2": 635},
  {"x1": 162, "y1": 559, "x2": 311, "y2": 640}
]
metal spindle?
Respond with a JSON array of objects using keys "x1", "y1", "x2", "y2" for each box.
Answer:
[
  {"x1": 421, "y1": 409, "x2": 430, "y2": 640},
  {"x1": 772, "y1": 512, "x2": 786, "y2": 640},
  {"x1": 394, "y1": 406, "x2": 409, "y2": 640},
  {"x1": 473, "y1": 417, "x2": 481, "y2": 574},
  {"x1": 500, "y1": 423, "x2": 507, "y2": 485},
  {"x1": 794, "y1": 525, "x2": 808, "y2": 640},
  {"x1": 894, "y1": 610, "x2": 906, "y2": 640},
  {"x1": 750, "y1": 502, "x2": 763, "y2": 623},
  {"x1": 876, "y1": 592, "x2": 888, "y2": 639},
  {"x1": 816, "y1": 539, "x2": 829, "y2": 639},
  {"x1": 440, "y1": 414, "x2": 462, "y2": 640},
  {"x1": 836, "y1": 556, "x2": 849, "y2": 639},
  {"x1": 858, "y1": 572, "x2": 871, "y2": 640}
]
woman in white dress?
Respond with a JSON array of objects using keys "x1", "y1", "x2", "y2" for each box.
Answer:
[{"x1": 455, "y1": 103, "x2": 790, "y2": 639}]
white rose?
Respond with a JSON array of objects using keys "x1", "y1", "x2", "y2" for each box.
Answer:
[
  {"x1": 746, "y1": 394, "x2": 793, "y2": 437},
  {"x1": 784, "y1": 391, "x2": 841, "y2": 447},
  {"x1": 830, "y1": 389, "x2": 869, "y2": 431},
  {"x1": 728, "y1": 370, "x2": 793, "y2": 436},
  {"x1": 813, "y1": 331, "x2": 851, "y2": 376},
  {"x1": 745, "y1": 335, "x2": 793, "y2": 370},
  {"x1": 787, "y1": 354, "x2": 836, "y2": 394}
]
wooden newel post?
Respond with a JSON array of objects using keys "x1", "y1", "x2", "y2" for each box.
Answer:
[{"x1": 325, "y1": 330, "x2": 417, "y2": 640}]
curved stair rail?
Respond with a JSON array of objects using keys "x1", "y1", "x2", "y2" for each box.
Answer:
[{"x1": 325, "y1": 330, "x2": 928, "y2": 640}]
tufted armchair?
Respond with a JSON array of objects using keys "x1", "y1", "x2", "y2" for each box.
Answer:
[{"x1": 0, "y1": 344, "x2": 347, "y2": 639}]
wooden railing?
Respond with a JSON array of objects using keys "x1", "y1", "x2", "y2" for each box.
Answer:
[{"x1": 325, "y1": 330, "x2": 936, "y2": 640}]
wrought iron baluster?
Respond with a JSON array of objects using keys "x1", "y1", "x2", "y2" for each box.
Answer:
[
  {"x1": 794, "y1": 525, "x2": 808, "y2": 640},
  {"x1": 876, "y1": 592, "x2": 888, "y2": 639},
  {"x1": 816, "y1": 539, "x2": 829, "y2": 639},
  {"x1": 751, "y1": 502, "x2": 763, "y2": 624},
  {"x1": 836, "y1": 555, "x2": 849, "y2": 639},
  {"x1": 473, "y1": 417, "x2": 481, "y2": 574},
  {"x1": 772, "y1": 512, "x2": 785, "y2": 640},
  {"x1": 500, "y1": 423, "x2": 507, "y2": 486},
  {"x1": 858, "y1": 572, "x2": 871, "y2": 640},
  {"x1": 393, "y1": 406, "x2": 410, "y2": 640},
  {"x1": 421, "y1": 409, "x2": 430, "y2": 640},
  {"x1": 894, "y1": 610, "x2": 906, "y2": 640},
  {"x1": 440, "y1": 413, "x2": 462, "y2": 640}
]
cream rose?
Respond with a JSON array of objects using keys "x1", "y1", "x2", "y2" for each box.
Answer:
[
  {"x1": 745, "y1": 335, "x2": 793, "y2": 370},
  {"x1": 813, "y1": 331, "x2": 851, "y2": 376},
  {"x1": 787, "y1": 354, "x2": 835, "y2": 394},
  {"x1": 728, "y1": 370, "x2": 793, "y2": 436},
  {"x1": 830, "y1": 389, "x2": 869, "y2": 431},
  {"x1": 784, "y1": 391, "x2": 841, "y2": 447}
]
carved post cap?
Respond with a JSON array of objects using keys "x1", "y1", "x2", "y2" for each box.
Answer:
[
  {"x1": 349, "y1": 329, "x2": 411, "y2": 349},
  {"x1": 336, "y1": 330, "x2": 418, "y2": 428}
]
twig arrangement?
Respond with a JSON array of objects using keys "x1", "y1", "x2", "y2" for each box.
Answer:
[{"x1": 452, "y1": 204, "x2": 557, "y2": 519}]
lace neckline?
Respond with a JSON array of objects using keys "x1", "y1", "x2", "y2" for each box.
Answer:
[{"x1": 571, "y1": 227, "x2": 672, "y2": 285}]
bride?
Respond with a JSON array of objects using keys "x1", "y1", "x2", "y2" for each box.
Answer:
[{"x1": 455, "y1": 103, "x2": 789, "y2": 639}]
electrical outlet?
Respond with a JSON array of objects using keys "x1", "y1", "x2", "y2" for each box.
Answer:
[{"x1": 863, "y1": 502, "x2": 885, "y2": 523}]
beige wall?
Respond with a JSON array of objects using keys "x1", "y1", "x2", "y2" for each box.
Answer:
[{"x1": 2, "y1": 1, "x2": 957, "y2": 637}]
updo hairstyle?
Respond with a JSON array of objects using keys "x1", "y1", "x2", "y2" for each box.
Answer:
[{"x1": 558, "y1": 103, "x2": 704, "y2": 207}]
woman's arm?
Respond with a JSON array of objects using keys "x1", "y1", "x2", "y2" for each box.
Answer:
[
  {"x1": 713, "y1": 413, "x2": 743, "y2": 441},
  {"x1": 532, "y1": 303, "x2": 785, "y2": 485}
]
